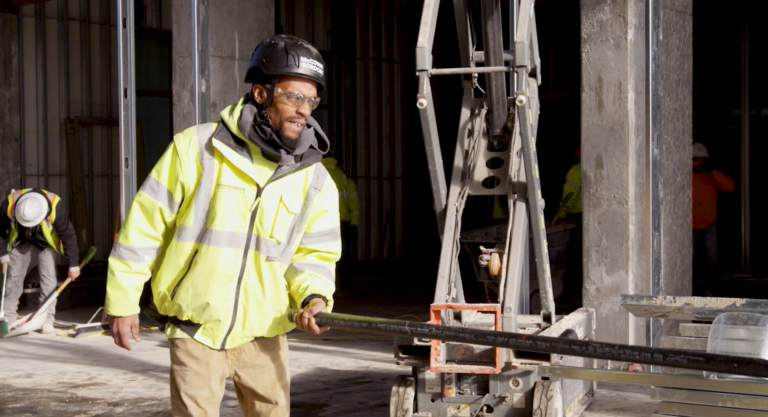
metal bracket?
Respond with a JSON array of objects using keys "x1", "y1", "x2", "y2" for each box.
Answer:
[{"x1": 430, "y1": 304, "x2": 502, "y2": 375}]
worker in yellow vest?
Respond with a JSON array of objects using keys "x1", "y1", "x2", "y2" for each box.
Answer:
[
  {"x1": 557, "y1": 147, "x2": 582, "y2": 223},
  {"x1": 558, "y1": 146, "x2": 583, "y2": 281},
  {"x1": 0, "y1": 189, "x2": 81, "y2": 333},
  {"x1": 105, "y1": 35, "x2": 340, "y2": 416},
  {"x1": 322, "y1": 152, "x2": 359, "y2": 295}
]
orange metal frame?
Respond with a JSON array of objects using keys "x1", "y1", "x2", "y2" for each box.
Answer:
[{"x1": 429, "y1": 303, "x2": 502, "y2": 374}]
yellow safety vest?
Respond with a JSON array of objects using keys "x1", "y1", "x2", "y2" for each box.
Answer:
[
  {"x1": 559, "y1": 162, "x2": 582, "y2": 218},
  {"x1": 5, "y1": 188, "x2": 64, "y2": 254},
  {"x1": 106, "y1": 95, "x2": 341, "y2": 350},
  {"x1": 321, "y1": 157, "x2": 360, "y2": 226}
]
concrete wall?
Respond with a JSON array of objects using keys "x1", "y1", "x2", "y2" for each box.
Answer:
[
  {"x1": 172, "y1": 0, "x2": 274, "y2": 131},
  {"x1": 0, "y1": 11, "x2": 21, "y2": 193},
  {"x1": 580, "y1": 0, "x2": 692, "y2": 343}
]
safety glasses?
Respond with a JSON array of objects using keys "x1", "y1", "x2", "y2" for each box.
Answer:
[{"x1": 273, "y1": 87, "x2": 321, "y2": 110}]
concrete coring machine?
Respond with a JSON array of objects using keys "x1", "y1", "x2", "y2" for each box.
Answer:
[
  {"x1": 395, "y1": 0, "x2": 595, "y2": 415},
  {"x1": 288, "y1": 1, "x2": 768, "y2": 415}
]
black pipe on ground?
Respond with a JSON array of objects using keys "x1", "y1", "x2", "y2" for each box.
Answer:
[{"x1": 288, "y1": 310, "x2": 768, "y2": 379}]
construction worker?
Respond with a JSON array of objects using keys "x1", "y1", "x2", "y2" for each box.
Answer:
[
  {"x1": 105, "y1": 35, "x2": 340, "y2": 416},
  {"x1": 692, "y1": 143, "x2": 734, "y2": 296},
  {"x1": 558, "y1": 146, "x2": 582, "y2": 224},
  {"x1": 558, "y1": 146, "x2": 582, "y2": 282},
  {"x1": 321, "y1": 152, "x2": 359, "y2": 295},
  {"x1": 0, "y1": 189, "x2": 81, "y2": 333}
]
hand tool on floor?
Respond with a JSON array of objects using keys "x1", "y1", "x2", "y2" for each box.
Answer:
[
  {"x1": 550, "y1": 192, "x2": 574, "y2": 227},
  {"x1": 1, "y1": 263, "x2": 8, "y2": 337},
  {"x1": 3, "y1": 246, "x2": 97, "y2": 338},
  {"x1": 72, "y1": 307, "x2": 111, "y2": 338},
  {"x1": 287, "y1": 309, "x2": 768, "y2": 379}
]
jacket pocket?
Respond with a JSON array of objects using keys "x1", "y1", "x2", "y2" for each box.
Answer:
[
  {"x1": 270, "y1": 194, "x2": 301, "y2": 244},
  {"x1": 170, "y1": 249, "x2": 198, "y2": 300}
]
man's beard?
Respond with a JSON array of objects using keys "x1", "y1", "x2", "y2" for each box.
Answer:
[
  {"x1": 278, "y1": 124, "x2": 299, "y2": 152},
  {"x1": 277, "y1": 117, "x2": 305, "y2": 152},
  {"x1": 693, "y1": 166, "x2": 704, "y2": 173}
]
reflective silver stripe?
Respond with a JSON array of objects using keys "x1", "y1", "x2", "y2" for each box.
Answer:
[
  {"x1": 279, "y1": 165, "x2": 330, "y2": 255},
  {"x1": 348, "y1": 192, "x2": 357, "y2": 199},
  {"x1": 184, "y1": 123, "x2": 215, "y2": 243},
  {"x1": 565, "y1": 202, "x2": 574, "y2": 207},
  {"x1": 564, "y1": 180, "x2": 581, "y2": 190},
  {"x1": 312, "y1": 166, "x2": 329, "y2": 191},
  {"x1": 285, "y1": 261, "x2": 334, "y2": 284},
  {"x1": 251, "y1": 235, "x2": 283, "y2": 259},
  {"x1": 175, "y1": 225, "x2": 282, "y2": 258},
  {"x1": 300, "y1": 226, "x2": 341, "y2": 246},
  {"x1": 350, "y1": 210, "x2": 360, "y2": 215},
  {"x1": 140, "y1": 176, "x2": 180, "y2": 214},
  {"x1": 110, "y1": 242, "x2": 162, "y2": 263}
]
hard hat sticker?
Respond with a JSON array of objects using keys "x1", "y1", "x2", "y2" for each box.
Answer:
[{"x1": 300, "y1": 57, "x2": 324, "y2": 76}]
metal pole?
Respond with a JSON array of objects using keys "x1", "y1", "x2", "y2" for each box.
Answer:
[
  {"x1": 117, "y1": 0, "x2": 137, "y2": 220},
  {"x1": 740, "y1": 16, "x2": 751, "y2": 275},
  {"x1": 514, "y1": 0, "x2": 554, "y2": 321},
  {"x1": 429, "y1": 66, "x2": 514, "y2": 76},
  {"x1": 101, "y1": 0, "x2": 112, "y2": 255},
  {"x1": 288, "y1": 310, "x2": 768, "y2": 379},
  {"x1": 58, "y1": 0, "x2": 70, "y2": 196},
  {"x1": 646, "y1": 0, "x2": 662, "y2": 352},
  {"x1": 509, "y1": 0, "x2": 517, "y2": 95},
  {"x1": 191, "y1": 0, "x2": 210, "y2": 124},
  {"x1": 35, "y1": 4, "x2": 48, "y2": 189},
  {"x1": 80, "y1": 0, "x2": 93, "y2": 244},
  {"x1": 415, "y1": 0, "x2": 448, "y2": 233},
  {"x1": 18, "y1": 11, "x2": 25, "y2": 188},
  {"x1": 416, "y1": 73, "x2": 447, "y2": 232},
  {"x1": 191, "y1": 0, "x2": 198, "y2": 125}
]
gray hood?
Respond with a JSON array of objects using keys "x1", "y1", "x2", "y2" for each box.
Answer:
[{"x1": 237, "y1": 100, "x2": 330, "y2": 167}]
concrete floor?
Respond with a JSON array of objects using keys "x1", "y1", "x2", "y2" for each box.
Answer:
[{"x1": 0, "y1": 274, "x2": 659, "y2": 416}]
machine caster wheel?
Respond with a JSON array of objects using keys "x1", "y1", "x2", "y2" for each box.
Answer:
[
  {"x1": 533, "y1": 380, "x2": 563, "y2": 417},
  {"x1": 390, "y1": 375, "x2": 416, "y2": 417}
]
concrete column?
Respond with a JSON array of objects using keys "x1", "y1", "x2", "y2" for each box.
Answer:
[
  {"x1": 658, "y1": 0, "x2": 693, "y2": 336},
  {"x1": 580, "y1": 0, "x2": 692, "y2": 344},
  {"x1": 173, "y1": 0, "x2": 274, "y2": 131},
  {"x1": 0, "y1": 10, "x2": 21, "y2": 194}
]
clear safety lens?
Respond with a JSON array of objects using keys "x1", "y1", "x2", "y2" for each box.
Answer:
[{"x1": 274, "y1": 88, "x2": 321, "y2": 110}]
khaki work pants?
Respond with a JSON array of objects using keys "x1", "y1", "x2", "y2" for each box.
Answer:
[{"x1": 169, "y1": 335, "x2": 290, "y2": 417}]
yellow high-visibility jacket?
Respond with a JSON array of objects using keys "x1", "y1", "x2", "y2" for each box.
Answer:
[
  {"x1": 106, "y1": 95, "x2": 341, "y2": 350},
  {"x1": 321, "y1": 157, "x2": 360, "y2": 226},
  {"x1": 558, "y1": 162, "x2": 582, "y2": 218}
]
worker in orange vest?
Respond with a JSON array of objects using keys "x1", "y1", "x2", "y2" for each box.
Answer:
[{"x1": 691, "y1": 143, "x2": 734, "y2": 296}]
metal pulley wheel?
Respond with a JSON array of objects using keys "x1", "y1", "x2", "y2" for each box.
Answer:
[
  {"x1": 390, "y1": 375, "x2": 416, "y2": 417},
  {"x1": 532, "y1": 380, "x2": 564, "y2": 417}
]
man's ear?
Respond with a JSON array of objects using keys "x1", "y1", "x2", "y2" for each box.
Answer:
[{"x1": 252, "y1": 84, "x2": 266, "y2": 105}]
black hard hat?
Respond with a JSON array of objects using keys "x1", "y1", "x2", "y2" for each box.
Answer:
[{"x1": 244, "y1": 35, "x2": 325, "y2": 93}]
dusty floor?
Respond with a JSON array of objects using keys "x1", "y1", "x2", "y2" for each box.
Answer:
[{"x1": 0, "y1": 273, "x2": 659, "y2": 416}]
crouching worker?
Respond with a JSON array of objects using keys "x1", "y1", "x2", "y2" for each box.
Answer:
[
  {"x1": 0, "y1": 189, "x2": 81, "y2": 333},
  {"x1": 105, "y1": 34, "x2": 340, "y2": 417}
]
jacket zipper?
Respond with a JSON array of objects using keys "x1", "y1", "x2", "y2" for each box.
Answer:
[
  {"x1": 217, "y1": 160, "x2": 320, "y2": 349},
  {"x1": 220, "y1": 187, "x2": 262, "y2": 349},
  {"x1": 171, "y1": 249, "x2": 198, "y2": 300}
]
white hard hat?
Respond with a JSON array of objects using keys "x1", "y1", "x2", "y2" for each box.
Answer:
[
  {"x1": 692, "y1": 143, "x2": 710, "y2": 158},
  {"x1": 14, "y1": 192, "x2": 49, "y2": 227}
]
